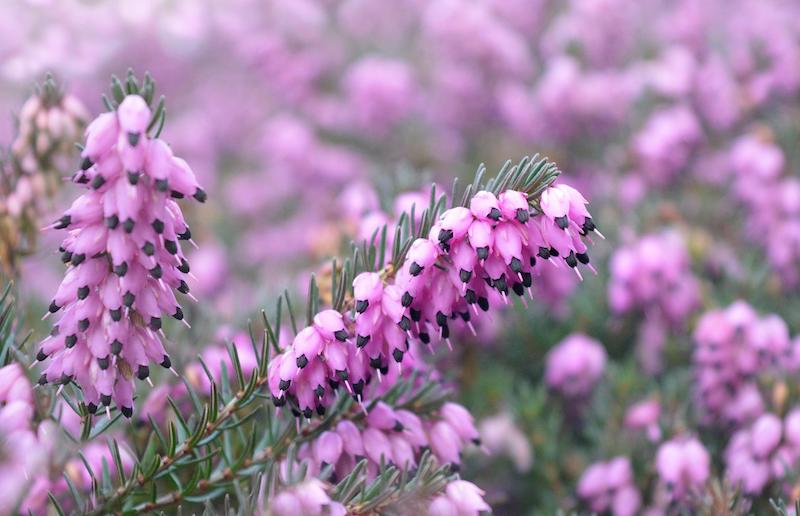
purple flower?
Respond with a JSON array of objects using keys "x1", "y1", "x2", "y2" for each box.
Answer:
[
  {"x1": 427, "y1": 480, "x2": 490, "y2": 516},
  {"x1": 655, "y1": 436, "x2": 710, "y2": 501},
  {"x1": 36, "y1": 89, "x2": 205, "y2": 418},
  {"x1": 577, "y1": 457, "x2": 641, "y2": 516},
  {"x1": 544, "y1": 333, "x2": 606, "y2": 399}
]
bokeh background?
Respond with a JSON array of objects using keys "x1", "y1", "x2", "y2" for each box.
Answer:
[{"x1": 4, "y1": 0, "x2": 800, "y2": 513}]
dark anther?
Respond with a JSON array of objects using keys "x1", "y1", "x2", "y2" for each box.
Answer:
[
  {"x1": 465, "y1": 289, "x2": 476, "y2": 304},
  {"x1": 393, "y1": 421, "x2": 404, "y2": 432},
  {"x1": 142, "y1": 241, "x2": 155, "y2": 256},
  {"x1": 538, "y1": 247, "x2": 551, "y2": 259},
  {"x1": 409, "y1": 262, "x2": 423, "y2": 276},
  {"x1": 438, "y1": 228, "x2": 454, "y2": 243},
  {"x1": 314, "y1": 385, "x2": 325, "y2": 398},
  {"x1": 476, "y1": 247, "x2": 489, "y2": 260},
  {"x1": 77, "y1": 286, "x2": 90, "y2": 300},
  {"x1": 398, "y1": 316, "x2": 411, "y2": 331},
  {"x1": 302, "y1": 407, "x2": 313, "y2": 419},
  {"x1": 336, "y1": 369, "x2": 349, "y2": 380},
  {"x1": 78, "y1": 318, "x2": 90, "y2": 331},
  {"x1": 441, "y1": 324, "x2": 450, "y2": 339},
  {"x1": 178, "y1": 280, "x2": 190, "y2": 294},
  {"x1": 566, "y1": 251, "x2": 578, "y2": 268},
  {"x1": 164, "y1": 240, "x2": 178, "y2": 254},
  {"x1": 91, "y1": 175, "x2": 106, "y2": 190},
  {"x1": 516, "y1": 208, "x2": 529, "y2": 223},
  {"x1": 494, "y1": 275, "x2": 508, "y2": 294},
  {"x1": 111, "y1": 339, "x2": 123, "y2": 355},
  {"x1": 353, "y1": 380, "x2": 365, "y2": 395},
  {"x1": 279, "y1": 379, "x2": 291, "y2": 391},
  {"x1": 127, "y1": 171, "x2": 141, "y2": 184},
  {"x1": 152, "y1": 219, "x2": 165, "y2": 234},
  {"x1": 583, "y1": 217, "x2": 596, "y2": 233},
  {"x1": 272, "y1": 395, "x2": 286, "y2": 407},
  {"x1": 178, "y1": 259, "x2": 190, "y2": 274},
  {"x1": 171, "y1": 191, "x2": 184, "y2": 199},
  {"x1": 478, "y1": 297, "x2": 490, "y2": 311},
  {"x1": 401, "y1": 292, "x2": 413, "y2": 307},
  {"x1": 38, "y1": 374, "x2": 48, "y2": 385},
  {"x1": 149, "y1": 317, "x2": 162, "y2": 331},
  {"x1": 123, "y1": 292, "x2": 135, "y2": 307},
  {"x1": 436, "y1": 311, "x2": 448, "y2": 327},
  {"x1": 98, "y1": 356, "x2": 110, "y2": 370},
  {"x1": 86, "y1": 402, "x2": 98, "y2": 414},
  {"x1": 419, "y1": 332, "x2": 430, "y2": 344},
  {"x1": 316, "y1": 405, "x2": 326, "y2": 416},
  {"x1": 488, "y1": 207, "x2": 501, "y2": 221},
  {"x1": 512, "y1": 283, "x2": 524, "y2": 296},
  {"x1": 334, "y1": 330, "x2": 348, "y2": 342},
  {"x1": 173, "y1": 307, "x2": 184, "y2": 320},
  {"x1": 100, "y1": 394, "x2": 112, "y2": 406},
  {"x1": 155, "y1": 179, "x2": 169, "y2": 192},
  {"x1": 61, "y1": 251, "x2": 73, "y2": 263},
  {"x1": 393, "y1": 348, "x2": 404, "y2": 363},
  {"x1": 369, "y1": 356, "x2": 382, "y2": 369},
  {"x1": 530, "y1": 256, "x2": 536, "y2": 267},
  {"x1": 160, "y1": 355, "x2": 171, "y2": 368},
  {"x1": 127, "y1": 132, "x2": 140, "y2": 146},
  {"x1": 410, "y1": 307, "x2": 421, "y2": 321},
  {"x1": 549, "y1": 247, "x2": 559, "y2": 257},
  {"x1": 296, "y1": 354, "x2": 309, "y2": 368},
  {"x1": 36, "y1": 349, "x2": 47, "y2": 361},
  {"x1": 510, "y1": 257, "x2": 522, "y2": 273},
  {"x1": 54, "y1": 215, "x2": 71, "y2": 229},
  {"x1": 460, "y1": 269, "x2": 472, "y2": 283},
  {"x1": 178, "y1": 228, "x2": 191, "y2": 240},
  {"x1": 150, "y1": 264, "x2": 162, "y2": 279},
  {"x1": 357, "y1": 335, "x2": 370, "y2": 348},
  {"x1": 114, "y1": 262, "x2": 128, "y2": 277},
  {"x1": 555, "y1": 215, "x2": 569, "y2": 229},
  {"x1": 379, "y1": 366, "x2": 389, "y2": 375},
  {"x1": 105, "y1": 215, "x2": 119, "y2": 229},
  {"x1": 121, "y1": 406, "x2": 133, "y2": 418},
  {"x1": 355, "y1": 300, "x2": 369, "y2": 313},
  {"x1": 81, "y1": 157, "x2": 93, "y2": 170},
  {"x1": 577, "y1": 252, "x2": 590, "y2": 264},
  {"x1": 65, "y1": 334, "x2": 78, "y2": 348},
  {"x1": 137, "y1": 365, "x2": 150, "y2": 380},
  {"x1": 522, "y1": 272, "x2": 532, "y2": 288},
  {"x1": 71, "y1": 253, "x2": 85, "y2": 266},
  {"x1": 193, "y1": 188, "x2": 208, "y2": 203},
  {"x1": 110, "y1": 308, "x2": 122, "y2": 321},
  {"x1": 122, "y1": 218, "x2": 135, "y2": 233}
]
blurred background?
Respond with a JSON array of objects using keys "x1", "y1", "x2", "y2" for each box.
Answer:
[{"x1": 3, "y1": 0, "x2": 800, "y2": 513}]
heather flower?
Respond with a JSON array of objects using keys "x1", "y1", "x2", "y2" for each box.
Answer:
[
  {"x1": 544, "y1": 333, "x2": 606, "y2": 399},
  {"x1": 624, "y1": 399, "x2": 661, "y2": 442},
  {"x1": 478, "y1": 411, "x2": 532, "y2": 472},
  {"x1": 633, "y1": 105, "x2": 702, "y2": 186},
  {"x1": 268, "y1": 479, "x2": 345, "y2": 516},
  {"x1": 725, "y1": 410, "x2": 800, "y2": 495},
  {"x1": 427, "y1": 480, "x2": 490, "y2": 516},
  {"x1": 36, "y1": 79, "x2": 205, "y2": 418},
  {"x1": 0, "y1": 76, "x2": 86, "y2": 275},
  {"x1": 655, "y1": 436, "x2": 710, "y2": 501},
  {"x1": 343, "y1": 56, "x2": 416, "y2": 135},
  {"x1": 298, "y1": 400, "x2": 480, "y2": 480},
  {"x1": 269, "y1": 179, "x2": 598, "y2": 417},
  {"x1": 577, "y1": 457, "x2": 641, "y2": 516},
  {"x1": 693, "y1": 301, "x2": 792, "y2": 427}
]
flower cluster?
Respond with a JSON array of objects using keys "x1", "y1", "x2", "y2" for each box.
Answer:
[
  {"x1": 725, "y1": 410, "x2": 800, "y2": 495},
  {"x1": 654, "y1": 436, "x2": 711, "y2": 502},
  {"x1": 693, "y1": 301, "x2": 796, "y2": 428},
  {"x1": 35, "y1": 87, "x2": 205, "y2": 417},
  {"x1": 299, "y1": 401, "x2": 480, "y2": 481},
  {"x1": 427, "y1": 480, "x2": 490, "y2": 516},
  {"x1": 269, "y1": 479, "x2": 345, "y2": 516},
  {"x1": 624, "y1": 398, "x2": 661, "y2": 442},
  {"x1": 0, "y1": 77, "x2": 86, "y2": 275},
  {"x1": 544, "y1": 333, "x2": 606, "y2": 399},
  {"x1": 269, "y1": 181, "x2": 598, "y2": 417},
  {"x1": 577, "y1": 457, "x2": 641, "y2": 516}
]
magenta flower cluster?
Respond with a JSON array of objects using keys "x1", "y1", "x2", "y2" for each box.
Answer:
[
  {"x1": 36, "y1": 94, "x2": 205, "y2": 417},
  {"x1": 693, "y1": 301, "x2": 798, "y2": 428},
  {"x1": 269, "y1": 183, "x2": 598, "y2": 418},
  {"x1": 577, "y1": 457, "x2": 641, "y2": 516},
  {"x1": 544, "y1": 333, "x2": 607, "y2": 399}
]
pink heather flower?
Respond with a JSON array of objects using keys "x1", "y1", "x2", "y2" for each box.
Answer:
[
  {"x1": 577, "y1": 457, "x2": 641, "y2": 516},
  {"x1": 0, "y1": 363, "x2": 35, "y2": 434},
  {"x1": 544, "y1": 333, "x2": 606, "y2": 398},
  {"x1": 36, "y1": 92, "x2": 205, "y2": 417},
  {"x1": 428, "y1": 480, "x2": 490, "y2": 516},
  {"x1": 655, "y1": 436, "x2": 710, "y2": 501},
  {"x1": 268, "y1": 183, "x2": 598, "y2": 417},
  {"x1": 633, "y1": 104, "x2": 702, "y2": 186},
  {"x1": 725, "y1": 410, "x2": 800, "y2": 495},
  {"x1": 693, "y1": 301, "x2": 792, "y2": 427},
  {"x1": 478, "y1": 411, "x2": 532, "y2": 472},
  {"x1": 609, "y1": 230, "x2": 700, "y2": 327},
  {"x1": 343, "y1": 56, "x2": 416, "y2": 135},
  {"x1": 297, "y1": 401, "x2": 479, "y2": 480},
  {"x1": 268, "y1": 479, "x2": 345, "y2": 516},
  {"x1": 624, "y1": 399, "x2": 661, "y2": 442}
]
